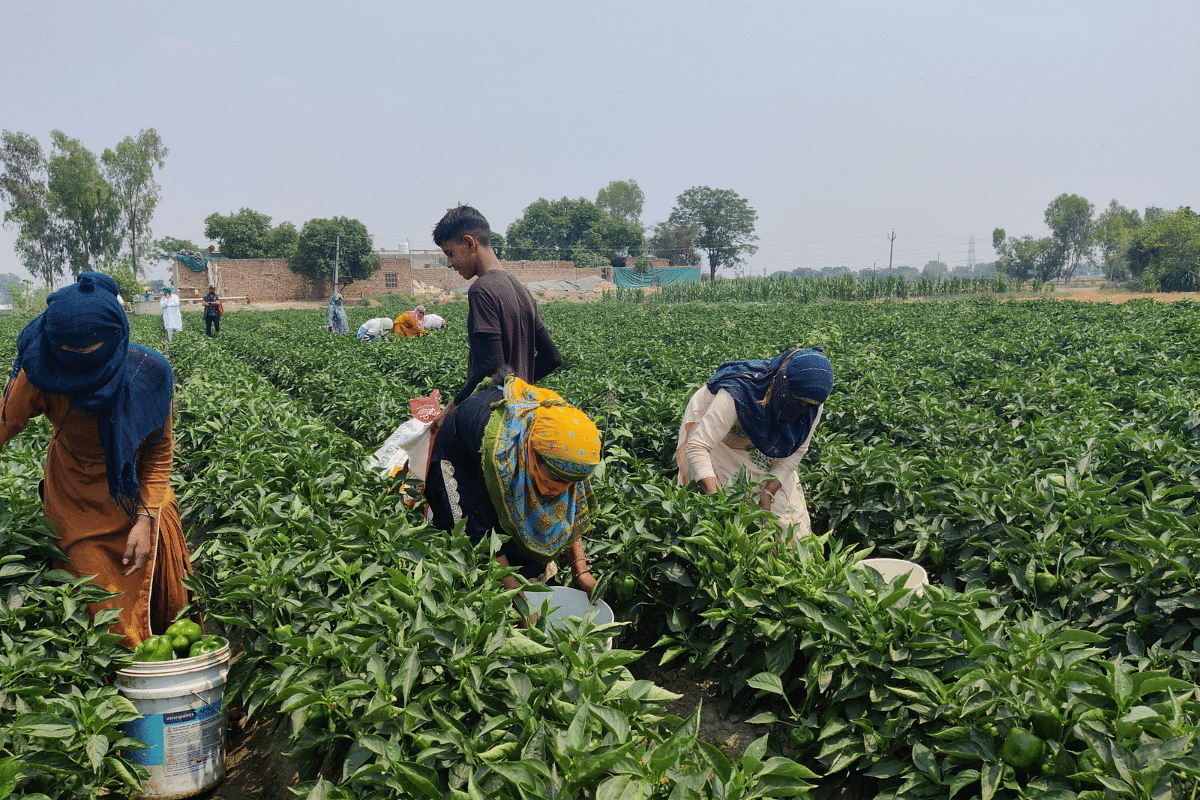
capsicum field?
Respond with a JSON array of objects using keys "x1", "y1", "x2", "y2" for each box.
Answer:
[{"x1": 2, "y1": 292, "x2": 1199, "y2": 800}]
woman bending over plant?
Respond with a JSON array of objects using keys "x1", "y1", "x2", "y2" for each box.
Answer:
[
  {"x1": 1, "y1": 272, "x2": 194, "y2": 649},
  {"x1": 425, "y1": 372, "x2": 602, "y2": 624},
  {"x1": 676, "y1": 347, "x2": 834, "y2": 545}
]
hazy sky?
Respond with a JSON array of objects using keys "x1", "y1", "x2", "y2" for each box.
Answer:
[{"x1": 2, "y1": 0, "x2": 1197, "y2": 284}]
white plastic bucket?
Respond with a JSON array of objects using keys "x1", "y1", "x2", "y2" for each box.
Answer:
[
  {"x1": 855, "y1": 558, "x2": 929, "y2": 594},
  {"x1": 116, "y1": 639, "x2": 231, "y2": 799},
  {"x1": 536, "y1": 586, "x2": 615, "y2": 649}
]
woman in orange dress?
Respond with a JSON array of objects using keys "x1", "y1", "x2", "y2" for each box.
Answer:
[
  {"x1": 1, "y1": 272, "x2": 192, "y2": 648},
  {"x1": 393, "y1": 304, "x2": 427, "y2": 337}
]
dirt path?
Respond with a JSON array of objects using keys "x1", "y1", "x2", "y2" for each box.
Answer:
[{"x1": 1015, "y1": 284, "x2": 1200, "y2": 304}]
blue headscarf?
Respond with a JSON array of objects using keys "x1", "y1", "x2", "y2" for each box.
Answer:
[
  {"x1": 706, "y1": 347, "x2": 834, "y2": 459},
  {"x1": 6, "y1": 272, "x2": 174, "y2": 518}
]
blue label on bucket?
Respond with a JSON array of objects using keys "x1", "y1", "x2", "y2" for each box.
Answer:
[{"x1": 123, "y1": 699, "x2": 223, "y2": 768}]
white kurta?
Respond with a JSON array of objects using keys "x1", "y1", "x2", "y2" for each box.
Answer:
[
  {"x1": 159, "y1": 295, "x2": 182, "y2": 331},
  {"x1": 676, "y1": 387, "x2": 822, "y2": 543}
]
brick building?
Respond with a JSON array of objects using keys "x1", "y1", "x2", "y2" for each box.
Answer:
[{"x1": 174, "y1": 250, "x2": 601, "y2": 305}]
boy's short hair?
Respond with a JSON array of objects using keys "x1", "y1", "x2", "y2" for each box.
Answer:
[{"x1": 433, "y1": 205, "x2": 492, "y2": 247}]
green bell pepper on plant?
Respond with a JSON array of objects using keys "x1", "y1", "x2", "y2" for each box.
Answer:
[
  {"x1": 1030, "y1": 709, "x2": 1063, "y2": 741},
  {"x1": 1000, "y1": 727, "x2": 1045, "y2": 772},
  {"x1": 1034, "y1": 571, "x2": 1059, "y2": 593},
  {"x1": 133, "y1": 635, "x2": 175, "y2": 662}
]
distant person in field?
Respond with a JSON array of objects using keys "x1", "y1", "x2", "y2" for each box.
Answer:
[
  {"x1": 425, "y1": 370, "x2": 601, "y2": 625},
  {"x1": 422, "y1": 312, "x2": 446, "y2": 330},
  {"x1": 393, "y1": 304, "x2": 427, "y2": 337},
  {"x1": 159, "y1": 287, "x2": 182, "y2": 343},
  {"x1": 326, "y1": 293, "x2": 350, "y2": 334},
  {"x1": 677, "y1": 347, "x2": 834, "y2": 545},
  {"x1": 202, "y1": 284, "x2": 221, "y2": 337},
  {"x1": 430, "y1": 205, "x2": 561, "y2": 428},
  {"x1": 1, "y1": 272, "x2": 194, "y2": 649},
  {"x1": 357, "y1": 316, "x2": 393, "y2": 343}
]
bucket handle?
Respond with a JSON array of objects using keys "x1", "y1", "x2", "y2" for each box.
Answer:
[{"x1": 191, "y1": 690, "x2": 223, "y2": 719}]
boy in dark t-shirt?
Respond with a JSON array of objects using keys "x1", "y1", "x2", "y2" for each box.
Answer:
[{"x1": 432, "y1": 205, "x2": 562, "y2": 425}]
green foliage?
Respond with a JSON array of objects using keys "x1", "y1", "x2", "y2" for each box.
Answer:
[
  {"x1": 148, "y1": 235, "x2": 205, "y2": 265},
  {"x1": 921, "y1": 260, "x2": 949, "y2": 280},
  {"x1": 505, "y1": 197, "x2": 645, "y2": 263},
  {"x1": 1095, "y1": 200, "x2": 1142, "y2": 282},
  {"x1": 1044, "y1": 193, "x2": 1095, "y2": 284},
  {"x1": 0, "y1": 130, "x2": 66, "y2": 287},
  {"x1": 203, "y1": 207, "x2": 299, "y2": 260},
  {"x1": 289, "y1": 216, "x2": 382, "y2": 291},
  {"x1": 648, "y1": 219, "x2": 702, "y2": 266},
  {"x1": 605, "y1": 273, "x2": 1009, "y2": 304},
  {"x1": 1125, "y1": 206, "x2": 1200, "y2": 292},
  {"x1": 95, "y1": 261, "x2": 142, "y2": 303},
  {"x1": 100, "y1": 128, "x2": 168, "y2": 277},
  {"x1": 667, "y1": 186, "x2": 759, "y2": 281},
  {"x1": 47, "y1": 130, "x2": 121, "y2": 277},
  {"x1": 994, "y1": 233, "x2": 1060, "y2": 285},
  {"x1": 5, "y1": 296, "x2": 1200, "y2": 799},
  {"x1": 595, "y1": 179, "x2": 645, "y2": 223}
]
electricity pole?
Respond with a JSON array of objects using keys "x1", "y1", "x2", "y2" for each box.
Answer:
[
  {"x1": 887, "y1": 230, "x2": 897, "y2": 275},
  {"x1": 333, "y1": 234, "x2": 341, "y2": 295}
]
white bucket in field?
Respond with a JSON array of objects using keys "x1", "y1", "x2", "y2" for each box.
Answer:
[
  {"x1": 855, "y1": 558, "x2": 929, "y2": 594},
  {"x1": 116, "y1": 638, "x2": 231, "y2": 799},
  {"x1": 537, "y1": 586, "x2": 615, "y2": 648}
]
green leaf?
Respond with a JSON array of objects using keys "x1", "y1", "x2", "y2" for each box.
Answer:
[{"x1": 746, "y1": 672, "x2": 786, "y2": 698}]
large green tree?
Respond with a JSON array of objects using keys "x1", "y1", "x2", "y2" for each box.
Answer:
[
  {"x1": 0, "y1": 130, "x2": 66, "y2": 287},
  {"x1": 289, "y1": 216, "x2": 381, "y2": 293},
  {"x1": 1044, "y1": 193, "x2": 1094, "y2": 284},
  {"x1": 149, "y1": 236, "x2": 206, "y2": 265},
  {"x1": 595, "y1": 179, "x2": 645, "y2": 223},
  {"x1": 204, "y1": 208, "x2": 299, "y2": 260},
  {"x1": 993, "y1": 229, "x2": 1061, "y2": 285},
  {"x1": 1094, "y1": 200, "x2": 1142, "y2": 282},
  {"x1": 667, "y1": 186, "x2": 758, "y2": 280},
  {"x1": 505, "y1": 197, "x2": 644, "y2": 264},
  {"x1": 47, "y1": 130, "x2": 120, "y2": 277},
  {"x1": 1125, "y1": 206, "x2": 1200, "y2": 292},
  {"x1": 648, "y1": 220, "x2": 702, "y2": 266},
  {"x1": 101, "y1": 128, "x2": 168, "y2": 278}
]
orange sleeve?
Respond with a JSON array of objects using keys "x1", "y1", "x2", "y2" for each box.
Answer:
[
  {"x1": 0, "y1": 369, "x2": 45, "y2": 449},
  {"x1": 135, "y1": 409, "x2": 174, "y2": 517}
]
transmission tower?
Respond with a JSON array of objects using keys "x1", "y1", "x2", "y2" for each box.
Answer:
[{"x1": 967, "y1": 235, "x2": 976, "y2": 269}]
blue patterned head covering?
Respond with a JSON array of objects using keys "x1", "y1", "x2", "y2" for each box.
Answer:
[
  {"x1": 706, "y1": 347, "x2": 833, "y2": 459},
  {"x1": 8, "y1": 272, "x2": 173, "y2": 518}
]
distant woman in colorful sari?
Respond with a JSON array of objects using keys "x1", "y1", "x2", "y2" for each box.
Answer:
[
  {"x1": 1, "y1": 272, "x2": 194, "y2": 649},
  {"x1": 676, "y1": 347, "x2": 834, "y2": 544},
  {"x1": 393, "y1": 305, "x2": 426, "y2": 337},
  {"x1": 326, "y1": 293, "x2": 349, "y2": 334},
  {"x1": 425, "y1": 373, "x2": 602, "y2": 622}
]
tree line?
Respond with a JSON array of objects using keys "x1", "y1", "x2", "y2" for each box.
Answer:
[
  {"x1": 188, "y1": 181, "x2": 761, "y2": 291},
  {"x1": 488, "y1": 181, "x2": 760, "y2": 283},
  {"x1": 1, "y1": 128, "x2": 168, "y2": 296},
  {"x1": 3, "y1": 133, "x2": 761, "y2": 293},
  {"x1": 993, "y1": 194, "x2": 1199, "y2": 292}
]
